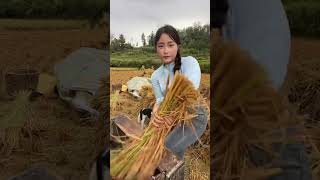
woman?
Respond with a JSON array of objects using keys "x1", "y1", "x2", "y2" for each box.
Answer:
[
  {"x1": 149, "y1": 25, "x2": 208, "y2": 160},
  {"x1": 216, "y1": 0, "x2": 291, "y2": 91}
]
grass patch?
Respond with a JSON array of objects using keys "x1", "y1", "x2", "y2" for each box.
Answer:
[
  {"x1": 111, "y1": 67, "x2": 139, "y2": 71},
  {"x1": 111, "y1": 47, "x2": 210, "y2": 73}
]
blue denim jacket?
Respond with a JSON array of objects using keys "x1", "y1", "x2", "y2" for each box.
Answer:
[{"x1": 151, "y1": 56, "x2": 201, "y2": 105}]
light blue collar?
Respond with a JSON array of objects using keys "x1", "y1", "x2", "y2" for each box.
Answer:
[
  {"x1": 163, "y1": 61, "x2": 175, "y2": 72},
  {"x1": 159, "y1": 61, "x2": 175, "y2": 93}
]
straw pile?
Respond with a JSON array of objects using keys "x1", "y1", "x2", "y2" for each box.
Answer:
[
  {"x1": 110, "y1": 90, "x2": 123, "y2": 112},
  {"x1": 287, "y1": 58, "x2": 320, "y2": 120},
  {"x1": 138, "y1": 85, "x2": 155, "y2": 109},
  {"x1": 285, "y1": 58, "x2": 320, "y2": 179},
  {"x1": 111, "y1": 72, "x2": 201, "y2": 179},
  {"x1": 187, "y1": 158, "x2": 209, "y2": 180},
  {"x1": 91, "y1": 77, "x2": 109, "y2": 153},
  {"x1": 91, "y1": 77, "x2": 109, "y2": 121},
  {"x1": 185, "y1": 146, "x2": 210, "y2": 180},
  {"x1": 0, "y1": 90, "x2": 43, "y2": 156},
  {"x1": 211, "y1": 41, "x2": 300, "y2": 179}
]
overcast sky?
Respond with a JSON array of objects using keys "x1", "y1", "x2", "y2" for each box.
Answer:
[{"x1": 110, "y1": 0, "x2": 210, "y2": 47}]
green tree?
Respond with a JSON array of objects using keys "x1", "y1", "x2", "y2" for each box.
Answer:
[
  {"x1": 146, "y1": 23, "x2": 209, "y2": 50},
  {"x1": 148, "y1": 31, "x2": 155, "y2": 46},
  {"x1": 110, "y1": 34, "x2": 133, "y2": 52},
  {"x1": 141, "y1": 33, "x2": 146, "y2": 47},
  {"x1": 179, "y1": 22, "x2": 209, "y2": 50},
  {"x1": 119, "y1": 34, "x2": 126, "y2": 48}
]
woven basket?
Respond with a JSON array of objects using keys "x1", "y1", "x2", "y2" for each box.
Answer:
[{"x1": 5, "y1": 68, "x2": 39, "y2": 95}]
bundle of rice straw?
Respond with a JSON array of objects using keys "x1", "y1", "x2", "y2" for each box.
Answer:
[
  {"x1": 111, "y1": 72, "x2": 200, "y2": 179},
  {"x1": 110, "y1": 90, "x2": 123, "y2": 111},
  {"x1": 211, "y1": 41, "x2": 300, "y2": 179}
]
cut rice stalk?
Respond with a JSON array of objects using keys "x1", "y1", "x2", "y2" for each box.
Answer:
[{"x1": 111, "y1": 72, "x2": 201, "y2": 179}]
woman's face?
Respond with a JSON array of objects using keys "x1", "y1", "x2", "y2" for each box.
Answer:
[{"x1": 156, "y1": 33, "x2": 178, "y2": 64}]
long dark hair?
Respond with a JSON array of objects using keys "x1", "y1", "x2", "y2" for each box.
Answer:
[{"x1": 154, "y1": 25, "x2": 181, "y2": 74}]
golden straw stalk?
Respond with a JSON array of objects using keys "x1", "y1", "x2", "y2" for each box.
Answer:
[{"x1": 111, "y1": 72, "x2": 200, "y2": 179}]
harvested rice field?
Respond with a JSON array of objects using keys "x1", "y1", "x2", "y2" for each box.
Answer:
[
  {"x1": 0, "y1": 29, "x2": 106, "y2": 74},
  {"x1": 0, "y1": 29, "x2": 107, "y2": 180},
  {"x1": 109, "y1": 37, "x2": 320, "y2": 179},
  {"x1": 1, "y1": 24, "x2": 320, "y2": 180},
  {"x1": 285, "y1": 38, "x2": 320, "y2": 180}
]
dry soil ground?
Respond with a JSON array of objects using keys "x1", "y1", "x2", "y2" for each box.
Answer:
[{"x1": 0, "y1": 29, "x2": 106, "y2": 180}]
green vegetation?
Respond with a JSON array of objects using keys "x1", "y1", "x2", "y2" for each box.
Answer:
[
  {"x1": 111, "y1": 23, "x2": 210, "y2": 73},
  {"x1": 179, "y1": 23, "x2": 210, "y2": 50},
  {"x1": 0, "y1": 0, "x2": 108, "y2": 19},
  {"x1": 283, "y1": 0, "x2": 320, "y2": 37},
  {"x1": 111, "y1": 48, "x2": 158, "y2": 69},
  {"x1": 0, "y1": 0, "x2": 108, "y2": 29},
  {"x1": 111, "y1": 47, "x2": 209, "y2": 73},
  {"x1": 0, "y1": 19, "x2": 88, "y2": 30}
]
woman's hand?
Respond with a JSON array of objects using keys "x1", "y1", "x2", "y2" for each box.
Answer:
[
  {"x1": 151, "y1": 103, "x2": 175, "y2": 128},
  {"x1": 151, "y1": 111, "x2": 165, "y2": 128},
  {"x1": 151, "y1": 103, "x2": 164, "y2": 128},
  {"x1": 151, "y1": 111, "x2": 177, "y2": 128}
]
